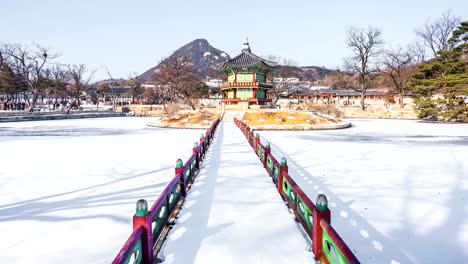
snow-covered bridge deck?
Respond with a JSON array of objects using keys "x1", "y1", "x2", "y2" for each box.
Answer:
[{"x1": 159, "y1": 122, "x2": 313, "y2": 263}]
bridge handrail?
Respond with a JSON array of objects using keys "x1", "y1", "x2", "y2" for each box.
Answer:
[
  {"x1": 111, "y1": 117, "x2": 221, "y2": 264},
  {"x1": 111, "y1": 226, "x2": 144, "y2": 264},
  {"x1": 234, "y1": 118, "x2": 360, "y2": 264},
  {"x1": 320, "y1": 219, "x2": 360, "y2": 264}
]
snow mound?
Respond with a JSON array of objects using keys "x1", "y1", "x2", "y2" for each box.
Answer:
[{"x1": 203, "y1": 52, "x2": 211, "y2": 57}]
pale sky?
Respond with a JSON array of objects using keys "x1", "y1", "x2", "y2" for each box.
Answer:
[{"x1": 3, "y1": 0, "x2": 467, "y2": 80}]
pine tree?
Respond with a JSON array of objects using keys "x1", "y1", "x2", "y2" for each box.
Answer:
[{"x1": 411, "y1": 21, "x2": 468, "y2": 121}]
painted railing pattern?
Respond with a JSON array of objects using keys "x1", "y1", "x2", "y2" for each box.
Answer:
[
  {"x1": 112, "y1": 117, "x2": 221, "y2": 264},
  {"x1": 234, "y1": 118, "x2": 360, "y2": 264}
]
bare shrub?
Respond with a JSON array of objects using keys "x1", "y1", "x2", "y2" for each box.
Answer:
[
  {"x1": 305, "y1": 102, "x2": 343, "y2": 117},
  {"x1": 165, "y1": 104, "x2": 182, "y2": 115}
]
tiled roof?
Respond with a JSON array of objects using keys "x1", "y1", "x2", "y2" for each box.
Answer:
[{"x1": 219, "y1": 50, "x2": 277, "y2": 69}]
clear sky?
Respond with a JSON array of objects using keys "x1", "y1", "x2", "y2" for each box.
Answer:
[{"x1": 3, "y1": 0, "x2": 467, "y2": 80}]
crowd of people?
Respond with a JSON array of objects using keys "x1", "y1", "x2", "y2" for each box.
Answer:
[
  {"x1": 0, "y1": 98, "x2": 29, "y2": 111},
  {"x1": 0, "y1": 98, "x2": 82, "y2": 112}
]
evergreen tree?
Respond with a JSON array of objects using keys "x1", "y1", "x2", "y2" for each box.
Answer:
[{"x1": 411, "y1": 21, "x2": 468, "y2": 121}]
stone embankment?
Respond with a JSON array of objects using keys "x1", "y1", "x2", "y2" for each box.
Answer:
[{"x1": 0, "y1": 111, "x2": 123, "y2": 122}]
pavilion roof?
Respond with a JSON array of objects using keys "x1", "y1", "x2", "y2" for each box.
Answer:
[{"x1": 219, "y1": 41, "x2": 277, "y2": 71}]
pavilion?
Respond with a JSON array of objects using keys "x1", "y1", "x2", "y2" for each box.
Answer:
[{"x1": 218, "y1": 40, "x2": 278, "y2": 105}]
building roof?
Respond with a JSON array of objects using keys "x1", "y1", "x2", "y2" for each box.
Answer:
[{"x1": 219, "y1": 40, "x2": 277, "y2": 71}]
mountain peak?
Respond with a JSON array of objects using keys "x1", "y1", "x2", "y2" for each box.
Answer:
[{"x1": 138, "y1": 39, "x2": 231, "y2": 82}]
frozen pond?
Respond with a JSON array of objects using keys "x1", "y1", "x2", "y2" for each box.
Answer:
[
  {"x1": 261, "y1": 119, "x2": 468, "y2": 264},
  {"x1": 0, "y1": 117, "x2": 203, "y2": 263},
  {"x1": 0, "y1": 117, "x2": 467, "y2": 263}
]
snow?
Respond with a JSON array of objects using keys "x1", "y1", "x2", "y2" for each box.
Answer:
[
  {"x1": 260, "y1": 119, "x2": 468, "y2": 264},
  {"x1": 160, "y1": 122, "x2": 313, "y2": 263},
  {"x1": 203, "y1": 52, "x2": 211, "y2": 58},
  {"x1": 1, "y1": 117, "x2": 467, "y2": 264},
  {"x1": 0, "y1": 117, "x2": 203, "y2": 264},
  {"x1": 221, "y1": 52, "x2": 227, "y2": 57}
]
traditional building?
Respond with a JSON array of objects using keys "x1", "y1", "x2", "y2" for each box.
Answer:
[{"x1": 218, "y1": 40, "x2": 277, "y2": 105}]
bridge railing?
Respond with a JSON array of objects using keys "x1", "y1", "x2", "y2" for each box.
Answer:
[
  {"x1": 234, "y1": 118, "x2": 360, "y2": 264},
  {"x1": 112, "y1": 117, "x2": 221, "y2": 264}
]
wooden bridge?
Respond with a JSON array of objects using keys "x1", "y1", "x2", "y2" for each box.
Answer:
[{"x1": 111, "y1": 116, "x2": 360, "y2": 264}]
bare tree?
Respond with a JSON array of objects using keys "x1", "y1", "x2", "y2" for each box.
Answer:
[
  {"x1": 66, "y1": 64, "x2": 94, "y2": 113},
  {"x1": 408, "y1": 41, "x2": 427, "y2": 63},
  {"x1": 265, "y1": 55, "x2": 299, "y2": 105},
  {"x1": 126, "y1": 73, "x2": 143, "y2": 103},
  {"x1": 3, "y1": 43, "x2": 56, "y2": 111},
  {"x1": 344, "y1": 26, "x2": 384, "y2": 110},
  {"x1": 0, "y1": 46, "x2": 4, "y2": 70},
  {"x1": 381, "y1": 47, "x2": 415, "y2": 108},
  {"x1": 49, "y1": 65, "x2": 70, "y2": 106},
  {"x1": 416, "y1": 10, "x2": 461, "y2": 58},
  {"x1": 152, "y1": 55, "x2": 202, "y2": 110},
  {"x1": 105, "y1": 67, "x2": 119, "y2": 111}
]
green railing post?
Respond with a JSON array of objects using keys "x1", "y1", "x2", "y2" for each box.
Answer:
[
  {"x1": 279, "y1": 157, "x2": 288, "y2": 195},
  {"x1": 313, "y1": 194, "x2": 331, "y2": 260},
  {"x1": 175, "y1": 158, "x2": 186, "y2": 197},
  {"x1": 132, "y1": 199, "x2": 153, "y2": 263}
]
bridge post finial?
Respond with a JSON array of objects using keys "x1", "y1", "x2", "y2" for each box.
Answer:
[
  {"x1": 312, "y1": 193, "x2": 331, "y2": 260},
  {"x1": 133, "y1": 199, "x2": 153, "y2": 263},
  {"x1": 175, "y1": 158, "x2": 186, "y2": 197}
]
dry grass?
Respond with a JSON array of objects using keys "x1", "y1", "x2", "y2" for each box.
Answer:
[
  {"x1": 160, "y1": 111, "x2": 220, "y2": 126},
  {"x1": 242, "y1": 111, "x2": 339, "y2": 126},
  {"x1": 305, "y1": 102, "x2": 343, "y2": 117}
]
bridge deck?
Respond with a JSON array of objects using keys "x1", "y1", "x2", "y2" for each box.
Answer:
[{"x1": 159, "y1": 122, "x2": 313, "y2": 264}]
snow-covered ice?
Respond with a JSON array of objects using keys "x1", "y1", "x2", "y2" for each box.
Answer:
[
  {"x1": 1, "y1": 117, "x2": 467, "y2": 264},
  {"x1": 260, "y1": 119, "x2": 468, "y2": 264},
  {"x1": 0, "y1": 117, "x2": 203, "y2": 263},
  {"x1": 160, "y1": 122, "x2": 313, "y2": 263}
]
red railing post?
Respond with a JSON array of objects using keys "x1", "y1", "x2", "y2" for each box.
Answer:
[
  {"x1": 254, "y1": 133, "x2": 260, "y2": 155},
  {"x1": 199, "y1": 133, "x2": 205, "y2": 146},
  {"x1": 132, "y1": 199, "x2": 153, "y2": 263},
  {"x1": 312, "y1": 194, "x2": 331, "y2": 260},
  {"x1": 279, "y1": 158, "x2": 288, "y2": 195},
  {"x1": 205, "y1": 129, "x2": 210, "y2": 142},
  {"x1": 193, "y1": 142, "x2": 200, "y2": 170},
  {"x1": 175, "y1": 158, "x2": 186, "y2": 197},
  {"x1": 249, "y1": 129, "x2": 254, "y2": 148},
  {"x1": 264, "y1": 142, "x2": 270, "y2": 168}
]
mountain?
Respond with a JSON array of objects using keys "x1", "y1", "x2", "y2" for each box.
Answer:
[
  {"x1": 138, "y1": 39, "x2": 230, "y2": 82},
  {"x1": 138, "y1": 38, "x2": 337, "y2": 83}
]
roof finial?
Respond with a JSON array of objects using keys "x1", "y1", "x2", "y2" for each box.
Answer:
[{"x1": 242, "y1": 37, "x2": 251, "y2": 53}]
